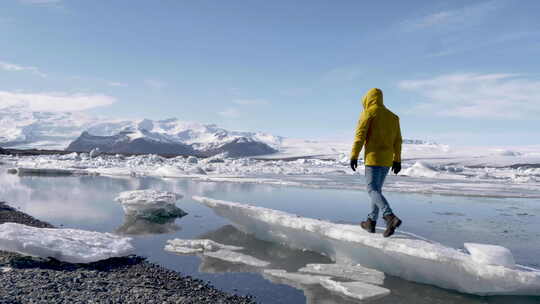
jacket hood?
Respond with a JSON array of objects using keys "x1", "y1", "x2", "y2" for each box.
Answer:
[{"x1": 362, "y1": 88, "x2": 384, "y2": 109}]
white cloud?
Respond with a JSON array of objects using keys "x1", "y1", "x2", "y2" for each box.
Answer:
[
  {"x1": 0, "y1": 91, "x2": 116, "y2": 112},
  {"x1": 107, "y1": 82, "x2": 128, "y2": 87},
  {"x1": 232, "y1": 99, "x2": 268, "y2": 106},
  {"x1": 144, "y1": 79, "x2": 167, "y2": 90},
  {"x1": 401, "y1": 0, "x2": 504, "y2": 31},
  {"x1": 0, "y1": 61, "x2": 47, "y2": 77},
  {"x1": 218, "y1": 108, "x2": 241, "y2": 118},
  {"x1": 398, "y1": 73, "x2": 540, "y2": 119}
]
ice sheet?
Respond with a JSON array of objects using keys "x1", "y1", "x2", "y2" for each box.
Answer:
[
  {"x1": 298, "y1": 263, "x2": 385, "y2": 285},
  {"x1": 192, "y1": 196, "x2": 540, "y2": 296},
  {"x1": 263, "y1": 269, "x2": 390, "y2": 302},
  {"x1": 165, "y1": 239, "x2": 243, "y2": 254},
  {"x1": 115, "y1": 190, "x2": 186, "y2": 219},
  {"x1": 165, "y1": 238, "x2": 269, "y2": 267},
  {"x1": 0, "y1": 223, "x2": 133, "y2": 263}
]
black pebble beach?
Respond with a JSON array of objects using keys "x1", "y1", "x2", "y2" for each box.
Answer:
[{"x1": 0, "y1": 202, "x2": 256, "y2": 304}]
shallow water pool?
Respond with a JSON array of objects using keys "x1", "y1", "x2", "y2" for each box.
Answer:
[{"x1": 0, "y1": 171, "x2": 539, "y2": 304}]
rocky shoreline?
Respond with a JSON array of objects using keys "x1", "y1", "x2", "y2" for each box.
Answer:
[{"x1": 0, "y1": 202, "x2": 256, "y2": 304}]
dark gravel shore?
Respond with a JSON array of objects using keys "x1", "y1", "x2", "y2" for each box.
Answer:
[{"x1": 0, "y1": 202, "x2": 256, "y2": 304}]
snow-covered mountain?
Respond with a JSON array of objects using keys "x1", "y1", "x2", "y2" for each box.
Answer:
[
  {"x1": 0, "y1": 106, "x2": 442, "y2": 158},
  {"x1": 0, "y1": 107, "x2": 280, "y2": 157}
]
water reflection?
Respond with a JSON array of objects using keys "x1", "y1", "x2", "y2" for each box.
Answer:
[
  {"x1": 115, "y1": 214, "x2": 181, "y2": 236},
  {"x1": 190, "y1": 224, "x2": 540, "y2": 304}
]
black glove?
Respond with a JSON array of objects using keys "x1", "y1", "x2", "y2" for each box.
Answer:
[
  {"x1": 350, "y1": 159, "x2": 358, "y2": 171},
  {"x1": 392, "y1": 161, "x2": 401, "y2": 175}
]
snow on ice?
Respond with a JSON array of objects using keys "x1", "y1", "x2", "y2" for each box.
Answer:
[
  {"x1": 0, "y1": 223, "x2": 133, "y2": 263},
  {"x1": 192, "y1": 196, "x2": 540, "y2": 296},
  {"x1": 115, "y1": 190, "x2": 186, "y2": 219}
]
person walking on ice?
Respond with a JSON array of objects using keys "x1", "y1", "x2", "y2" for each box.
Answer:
[{"x1": 350, "y1": 88, "x2": 403, "y2": 237}]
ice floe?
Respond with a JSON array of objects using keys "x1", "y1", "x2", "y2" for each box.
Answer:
[
  {"x1": 298, "y1": 263, "x2": 385, "y2": 286},
  {"x1": 3, "y1": 145, "x2": 540, "y2": 198},
  {"x1": 263, "y1": 269, "x2": 390, "y2": 302},
  {"x1": 192, "y1": 196, "x2": 540, "y2": 296},
  {"x1": 165, "y1": 238, "x2": 269, "y2": 267},
  {"x1": 0, "y1": 223, "x2": 133, "y2": 263},
  {"x1": 115, "y1": 190, "x2": 186, "y2": 219},
  {"x1": 165, "y1": 239, "x2": 243, "y2": 254}
]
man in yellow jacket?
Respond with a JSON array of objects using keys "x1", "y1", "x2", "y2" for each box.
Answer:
[{"x1": 350, "y1": 88, "x2": 402, "y2": 237}]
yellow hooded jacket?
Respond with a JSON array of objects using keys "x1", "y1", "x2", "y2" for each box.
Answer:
[{"x1": 350, "y1": 88, "x2": 402, "y2": 167}]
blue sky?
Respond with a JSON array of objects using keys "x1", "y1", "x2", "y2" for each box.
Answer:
[{"x1": 1, "y1": 0, "x2": 539, "y2": 146}]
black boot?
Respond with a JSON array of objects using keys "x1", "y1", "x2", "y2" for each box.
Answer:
[
  {"x1": 360, "y1": 219, "x2": 376, "y2": 233},
  {"x1": 382, "y1": 214, "x2": 402, "y2": 238}
]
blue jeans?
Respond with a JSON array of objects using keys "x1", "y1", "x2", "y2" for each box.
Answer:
[{"x1": 365, "y1": 166, "x2": 393, "y2": 221}]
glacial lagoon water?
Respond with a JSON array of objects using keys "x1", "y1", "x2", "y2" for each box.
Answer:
[{"x1": 0, "y1": 170, "x2": 539, "y2": 304}]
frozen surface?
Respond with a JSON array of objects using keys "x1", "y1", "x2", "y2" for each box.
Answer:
[
  {"x1": 298, "y1": 263, "x2": 385, "y2": 286},
  {"x1": 165, "y1": 238, "x2": 269, "y2": 267},
  {"x1": 464, "y1": 243, "x2": 516, "y2": 267},
  {"x1": 165, "y1": 239, "x2": 243, "y2": 254},
  {"x1": 263, "y1": 269, "x2": 390, "y2": 302},
  {"x1": 204, "y1": 250, "x2": 270, "y2": 267},
  {"x1": 114, "y1": 190, "x2": 186, "y2": 219},
  {"x1": 3, "y1": 143, "x2": 540, "y2": 198},
  {"x1": 0, "y1": 223, "x2": 133, "y2": 263},
  {"x1": 193, "y1": 196, "x2": 540, "y2": 296}
]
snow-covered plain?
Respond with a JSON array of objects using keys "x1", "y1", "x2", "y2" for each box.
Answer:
[
  {"x1": 192, "y1": 196, "x2": 540, "y2": 296},
  {"x1": 3, "y1": 142, "x2": 540, "y2": 198},
  {"x1": 0, "y1": 223, "x2": 133, "y2": 263}
]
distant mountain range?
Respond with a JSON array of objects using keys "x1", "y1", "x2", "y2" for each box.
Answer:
[
  {"x1": 0, "y1": 107, "x2": 279, "y2": 157},
  {"x1": 0, "y1": 106, "x2": 435, "y2": 157}
]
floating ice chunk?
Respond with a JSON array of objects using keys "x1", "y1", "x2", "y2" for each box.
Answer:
[
  {"x1": 186, "y1": 156, "x2": 198, "y2": 164},
  {"x1": 402, "y1": 161, "x2": 439, "y2": 178},
  {"x1": 263, "y1": 269, "x2": 330, "y2": 285},
  {"x1": 192, "y1": 196, "x2": 540, "y2": 296},
  {"x1": 464, "y1": 243, "x2": 516, "y2": 267},
  {"x1": 188, "y1": 166, "x2": 206, "y2": 175},
  {"x1": 299, "y1": 263, "x2": 385, "y2": 285},
  {"x1": 263, "y1": 269, "x2": 390, "y2": 302},
  {"x1": 320, "y1": 278, "x2": 390, "y2": 302},
  {"x1": 205, "y1": 249, "x2": 270, "y2": 267},
  {"x1": 165, "y1": 239, "x2": 243, "y2": 254},
  {"x1": 115, "y1": 190, "x2": 186, "y2": 219},
  {"x1": 1, "y1": 267, "x2": 12, "y2": 273},
  {"x1": 165, "y1": 238, "x2": 269, "y2": 267},
  {"x1": 0, "y1": 223, "x2": 133, "y2": 263},
  {"x1": 89, "y1": 147, "x2": 102, "y2": 158}
]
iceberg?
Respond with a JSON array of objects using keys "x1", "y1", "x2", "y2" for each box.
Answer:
[
  {"x1": 192, "y1": 196, "x2": 540, "y2": 296},
  {"x1": 115, "y1": 190, "x2": 186, "y2": 219},
  {"x1": 263, "y1": 269, "x2": 390, "y2": 302},
  {"x1": 0, "y1": 223, "x2": 133, "y2": 263}
]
